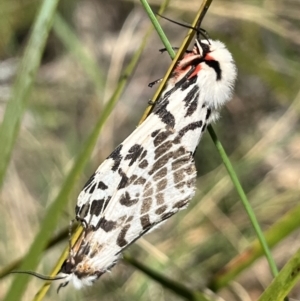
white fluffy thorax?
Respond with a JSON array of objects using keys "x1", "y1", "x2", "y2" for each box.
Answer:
[{"x1": 197, "y1": 39, "x2": 237, "y2": 109}]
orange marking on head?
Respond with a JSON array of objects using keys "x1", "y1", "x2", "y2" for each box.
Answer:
[
  {"x1": 205, "y1": 54, "x2": 214, "y2": 61},
  {"x1": 188, "y1": 64, "x2": 202, "y2": 79}
]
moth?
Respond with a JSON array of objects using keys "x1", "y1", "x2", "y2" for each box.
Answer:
[
  {"x1": 55, "y1": 36, "x2": 237, "y2": 290},
  {"x1": 14, "y1": 29, "x2": 237, "y2": 290}
]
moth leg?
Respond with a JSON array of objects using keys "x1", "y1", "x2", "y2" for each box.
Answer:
[
  {"x1": 76, "y1": 216, "x2": 89, "y2": 228},
  {"x1": 57, "y1": 281, "x2": 69, "y2": 293},
  {"x1": 159, "y1": 46, "x2": 179, "y2": 53},
  {"x1": 159, "y1": 47, "x2": 193, "y2": 54},
  {"x1": 149, "y1": 47, "x2": 195, "y2": 88},
  {"x1": 148, "y1": 78, "x2": 163, "y2": 88}
]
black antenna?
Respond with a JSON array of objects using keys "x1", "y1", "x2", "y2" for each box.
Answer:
[
  {"x1": 11, "y1": 270, "x2": 66, "y2": 281},
  {"x1": 156, "y1": 13, "x2": 210, "y2": 42}
]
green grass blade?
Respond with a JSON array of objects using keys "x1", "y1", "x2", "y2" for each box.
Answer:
[
  {"x1": 210, "y1": 203, "x2": 300, "y2": 290},
  {"x1": 52, "y1": 13, "x2": 105, "y2": 98},
  {"x1": 140, "y1": 0, "x2": 175, "y2": 57},
  {"x1": 207, "y1": 125, "x2": 279, "y2": 280},
  {"x1": 124, "y1": 254, "x2": 213, "y2": 301},
  {"x1": 258, "y1": 248, "x2": 300, "y2": 301},
  {"x1": 0, "y1": 0, "x2": 60, "y2": 188}
]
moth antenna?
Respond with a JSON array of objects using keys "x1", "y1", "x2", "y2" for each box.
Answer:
[
  {"x1": 11, "y1": 270, "x2": 66, "y2": 281},
  {"x1": 156, "y1": 13, "x2": 210, "y2": 43}
]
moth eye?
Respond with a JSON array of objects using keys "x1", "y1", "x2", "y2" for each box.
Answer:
[
  {"x1": 200, "y1": 43, "x2": 210, "y2": 56},
  {"x1": 61, "y1": 259, "x2": 75, "y2": 274}
]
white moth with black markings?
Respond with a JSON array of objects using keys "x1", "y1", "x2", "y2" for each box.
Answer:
[
  {"x1": 24, "y1": 32, "x2": 235, "y2": 291},
  {"x1": 55, "y1": 37, "x2": 237, "y2": 290}
]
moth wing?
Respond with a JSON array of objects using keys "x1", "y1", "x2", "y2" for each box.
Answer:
[
  {"x1": 98, "y1": 135, "x2": 197, "y2": 232},
  {"x1": 83, "y1": 141, "x2": 196, "y2": 271},
  {"x1": 76, "y1": 78, "x2": 207, "y2": 228},
  {"x1": 75, "y1": 110, "x2": 173, "y2": 227}
]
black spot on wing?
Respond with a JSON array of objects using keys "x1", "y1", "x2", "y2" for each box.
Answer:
[
  {"x1": 117, "y1": 168, "x2": 129, "y2": 189},
  {"x1": 174, "y1": 121, "x2": 203, "y2": 144},
  {"x1": 180, "y1": 74, "x2": 197, "y2": 91},
  {"x1": 183, "y1": 85, "x2": 199, "y2": 105},
  {"x1": 125, "y1": 144, "x2": 144, "y2": 166},
  {"x1": 120, "y1": 191, "x2": 139, "y2": 207},
  {"x1": 108, "y1": 144, "x2": 123, "y2": 171},
  {"x1": 97, "y1": 181, "x2": 108, "y2": 190},
  {"x1": 206, "y1": 108, "x2": 211, "y2": 120},
  {"x1": 128, "y1": 174, "x2": 137, "y2": 184},
  {"x1": 116, "y1": 224, "x2": 130, "y2": 247},
  {"x1": 153, "y1": 130, "x2": 172, "y2": 147},
  {"x1": 89, "y1": 182, "x2": 97, "y2": 194},
  {"x1": 156, "y1": 193, "x2": 165, "y2": 204},
  {"x1": 148, "y1": 152, "x2": 173, "y2": 175},
  {"x1": 140, "y1": 214, "x2": 151, "y2": 230},
  {"x1": 90, "y1": 199, "x2": 105, "y2": 216},
  {"x1": 138, "y1": 159, "x2": 148, "y2": 169},
  {"x1": 96, "y1": 218, "x2": 116, "y2": 232},
  {"x1": 157, "y1": 179, "x2": 167, "y2": 191},
  {"x1": 154, "y1": 140, "x2": 173, "y2": 160},
  {"x1": 162, "y1": 89, "x2": 172, "y2": 100},
  {"x1": 186, "y1": 95, "x2": 199, "y2": 117},
  {"x1": 140, "y1": 150, "x2": 147, "y2": 160},
  {"x1": 154, "y1": 100, "x2": 175, "y2": 128},
  {"x1": 134, "y1": 176, "x2": 147, "y2": 185},
  {"x1": 151, "y1": 129, "x2": 160, "y2": 137},
  {"x1": 155, "y1": 205, "x2": 167, "y2": 215},
  {"x1": 205, "y1": 60, "x2": 222, "y2": 80},
  {"x1": 153, "y1": 167, "x2": 167, "y2": 181},
  {"x1": 143, "y1": 183, "x2": 153, "y2": 197},
  {"x1": 172, "y1": 146, "x2": 187, "y2": 159},
  {"x1": 182, "y1": 85, "x2": 200, "y2": 117},
  {"x1": 141, "y1": 197, "x2": 152, "y2": 214},
  {"x1": 173, "y1": 170, "x2": 184, "y2": 184}
]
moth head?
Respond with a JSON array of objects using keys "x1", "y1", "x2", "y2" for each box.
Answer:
[
  {"x1": 195, "y1": 39, "x2": 211, "y2": 57},
  {"x1": 194, "y1": 39, "x2": 237, "y2": 112},
  {"x1": 57, "y1": 257, "x2": 104, "y2": 291}
]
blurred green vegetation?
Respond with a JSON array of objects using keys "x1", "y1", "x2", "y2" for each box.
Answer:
[{"x1": 0, "y1": 0, "x2": 300, "y2": 301}]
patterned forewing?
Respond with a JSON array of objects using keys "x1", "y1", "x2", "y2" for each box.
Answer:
[
  {"x1": 76, "y1": 117, "x2": 166, "y2": 227},
  {"x1": 75, "y1": 79, "x2": 212, "y2": 272},
  {"x1": 81, "y1": 134, "x2": 196, "y2": 271},
  {"x1": 76, "y1": 78, "x2": 208, "y2": 229}
]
